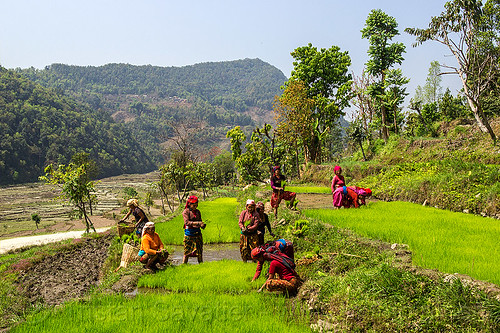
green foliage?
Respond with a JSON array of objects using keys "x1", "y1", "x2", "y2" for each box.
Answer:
[
  {"x1": 40, "y1": 163, "x2": 97, "y2": 233},
  {"x1": 122, "y1": 187, "x2": 138, "y2": 200},
  {"x1": 286, "y1": 43, "x2": 352, "y2": 163},
  {"x1": 362, "y1": 9, "x2": 406, "y2": 140},
  {"x1": 226, "y1": 126, "x2": 271, "y2": 183},
  {"x1": 284, "y1": 212, "x2": 499, "y2": 331},
  {"x1": 120, "y1": 233, "x2": 140, "y2": 247},
  {"x1": 31, "y1": 213, "x2": 41, "y2": 229},
  {"x1": 286, "y1": 219, "x2": 309, "y2": 237},
  {"x1": 15, "y1": 60, "x2": 286, "y2": 172},
  {"x1": 0, "y1": 67, "x2": 155, "y2": 185}
]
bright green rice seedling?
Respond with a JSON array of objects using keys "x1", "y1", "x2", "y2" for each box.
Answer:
[
  {"x1": 267, "y1": 185, "x2": 330, "y2": 194},
  {"x1": 286, "y1": 186, "x2": 331, "y2": 194},
  {"x1": 12, "y1": 292, "x2": 310, "y2": 333},
  {"x1": 304, "y1": 201, "x2": 500, "y2": 285},
  {"x1": 155, "y1": 198, "x2": 241, "y2": 245},
  {"x1": 138, "y1": 260, "x2": 265, "y2": 294}
]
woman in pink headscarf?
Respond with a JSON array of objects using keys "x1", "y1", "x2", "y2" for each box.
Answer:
[{"x1": 331, "y1": 166, "x2": 346, "y2": 208}]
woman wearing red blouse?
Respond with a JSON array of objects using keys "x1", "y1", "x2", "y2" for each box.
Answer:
[
  {"x1": 238, "y1": 199, "x2": 261, "y2": 262},
  {"x1": 251, "y1": 247, "x2": 302, "y2": 296}
]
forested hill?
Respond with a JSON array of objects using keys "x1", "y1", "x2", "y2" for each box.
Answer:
[
  {"x1": 18, "y1": 58, "x2": 287, "y2": 112},
  {"x1": 16, "y1": 59, "x2": 287, "y2": 171},
  {"x1": 0, "y1": 67, "x2": 155, "y2": 185}
]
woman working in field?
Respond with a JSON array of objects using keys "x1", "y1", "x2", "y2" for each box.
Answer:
[
  {"x1": 256, "y1": 201, "x2": 274, "y2": 245},
  {"x1": 270, "y1": 166, "x2": 296, "y2": 218},
  {"x1": 182, "y1": 195, "x2": 206, "y2": 264},
  {"x1": 331, "y1": 165, "x2": 346, "y2": 208},
  {"x1": 251, "y1": 246, "x2": 302, "y2": 296},
  {"x1": 251, "y1": 239, "x2": 295, "y2": 281},
  {"x1": 238, "y1": 199, "x2": 261, "y2": 262},
  {"x1": 120, "y1": 198, "x2": 149, "y2": 237},
  {"x1": 139, "y1": 222, "x2": 168, "y2": 272},
  {"x1": 332, "y1": 186, "x2": 372, "y2": 208}
]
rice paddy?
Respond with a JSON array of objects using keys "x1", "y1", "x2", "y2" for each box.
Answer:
[
  {"x1": 12, "y1": 261, "x2": 309, "y2": 333},
  {"x1": 303, "y1": 201, "x2": 500, "y2": 285},
  {"x1": 154, "y1": 197, "x2": 241, "y2": 245},
  {"x1": 267, "y1": 185, "x2": 331, "y2": 194},
  {"x1": 139, "y1": 260, "x2": 264, "y2": 293}
]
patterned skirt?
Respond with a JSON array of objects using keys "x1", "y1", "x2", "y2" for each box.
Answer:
[
  {"x1": 271, "y1": 190, "x2": 296, "y2": 208},
  {"x1": 239, "y1": 233, "x2": 259, "y2": 261},
  {"x1": 183, "y1": 233, "x2": 203, "y2": 256},
  {"x1": 265, "y1": 277, "x2": 302, "y2": 295}
]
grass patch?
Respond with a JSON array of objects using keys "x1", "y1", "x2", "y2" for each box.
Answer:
[
  {"x1": 266, "y1": 185, "x2": 331, "y2": 194},
  {"x1": 286, "y1": 186, "x2": 331, "y2": 194},
  {"x1": 11, "y1": 292, "x2": 310, "y2": 333},
  {"x1": 154, "y1": 197, "x2": 240, "y2": 245},
  {"x1": 303, "y1": 201, "x2": 500, "y2": 285},
  {"x1": 139, "y1": 260, "x2": 265, "y2": 293}
]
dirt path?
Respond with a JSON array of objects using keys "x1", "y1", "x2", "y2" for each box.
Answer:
[{"x1": 0, "y1": 226, "x2": 113, "y2": 254}]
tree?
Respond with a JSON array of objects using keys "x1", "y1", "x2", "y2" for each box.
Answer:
[
  {"x1": 31, "y1": 213, "x2": 41, "y2": 230},
  {"x1": 351, "y1": 70, "x2": 376, "y2": 141},
  {"x1": 286, "y1": 43, "x2": 352, "y2": 163},
  {"x1": 423, "y1": 60, "x2": 443, "y2": 104},
  {"x1": 362, "y1": 9, "x2": 406, "y2": 141},
  {"x1": 405, "y1": 0, "x2": 499, "y2": 143},
  {"x1": 226, "y1": 126, "x2": 272, "y2": 183},
  {"x1": 347, "y1": 119, "x2": 367, "y2": 161},
  {"x1": 274, "y1": 80, "x2": 315, "y2": 167},
  {"x1": 40, "y1": 163, "x2": 97, "y2": 233}
]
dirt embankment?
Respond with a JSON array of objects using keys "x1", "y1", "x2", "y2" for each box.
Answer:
[{"x1": 17, "y1": 233, "x2": 113, "y2": 306}]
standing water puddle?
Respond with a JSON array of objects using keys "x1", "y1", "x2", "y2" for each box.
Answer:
[{"x1": 168, "y1": 242, "x2": 241, "y2": 265}]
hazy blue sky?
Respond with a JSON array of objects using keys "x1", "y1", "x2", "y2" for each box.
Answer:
[{"x1": 0, "y1": 0, "x2": 462, "y2": 114}]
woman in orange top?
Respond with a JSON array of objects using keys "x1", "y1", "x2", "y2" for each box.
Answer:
[{"x1": 139, "y1": 222, "x2": 168, "y2": 272}]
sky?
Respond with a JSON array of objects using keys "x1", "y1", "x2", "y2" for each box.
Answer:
[{"x1": 0, "y1": 0, "x2": 462, "y2": 117}]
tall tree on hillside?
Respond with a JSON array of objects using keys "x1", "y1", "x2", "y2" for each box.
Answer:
[
  {"x1": 362, "y1": 9, "x2": 406, "y2": 142},
  {"x1": 351, "y1": 70, "x2": 376, "y2": 141},
  {"x1": 274, "y1": 80, "x2": 315, "y2": 165},
  {"x1": 406, "y1": 0, "x2": 500, "y2": 143},
  {"x1": 286, "y1": 43, "x2": 352, "y2": 163},
  {"x1": 424, "y1": 61, "x2": 443, "y2": 104}
]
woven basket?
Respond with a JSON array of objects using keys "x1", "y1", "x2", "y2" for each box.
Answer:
[
  {"x1": 117, "y1": 224, "x2": 136, "y2": 238},
  {"x1": 119, "y1": 243, "x2": 140, "y2": 268}
]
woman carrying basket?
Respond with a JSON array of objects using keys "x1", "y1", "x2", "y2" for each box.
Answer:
[{"x1": 120, "y1": 198, "x2": 149, "y2": 237}]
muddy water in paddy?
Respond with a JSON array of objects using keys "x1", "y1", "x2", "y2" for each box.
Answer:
[{"x1": 168, "y1": 242, "x2": 242, "y2": 265}]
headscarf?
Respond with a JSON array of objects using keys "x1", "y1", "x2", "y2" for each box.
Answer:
[
  {"x1": 141, "y1": 222, "x2": 155, "y2": 238},
  {"x1": 127, "y1": 198, "x2": 139, "y2": 208},
  {"x1": 272, "y1": 166, "x2": 280, "y2": 173},
  {"x1": 334, "y1": 165, "x2": 342, "y2": 173},
  {"x1": 246, "y1": 199, "x2": 256, "y2": 207},
  {"x1": 251, "y1": 247, "x2": 264, "y2": 259},
  {"x1": 185, "y1": 195, "x2": 199, "y2": 208}
]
